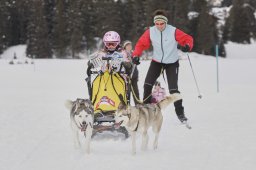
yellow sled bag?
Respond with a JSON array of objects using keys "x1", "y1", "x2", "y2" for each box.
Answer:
[{"x1": 91, "y1": 71, "x2": 127, "y2": 114}]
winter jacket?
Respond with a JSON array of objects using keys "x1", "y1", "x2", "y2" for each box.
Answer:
[
  {"x1": 89, "y1": 49, "x2": 129, "y2": 72},
  {"x1": 132, "y1": 25, "x2": 193, "y2": 64}
]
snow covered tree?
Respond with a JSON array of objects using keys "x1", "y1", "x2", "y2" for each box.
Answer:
[
  {"x1": 224, "y1": 0, "x2": 256, "y2": 43},
  {"x1": 196, "y1": 7, "x2": 217, "y2": 55},
  {"x1": 192, "y1": 0, "x2": 225, "y2": 56}
]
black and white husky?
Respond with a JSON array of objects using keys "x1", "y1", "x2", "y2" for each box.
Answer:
[
  {"x1": 115, "y1": 93, "x2": 181, "y2": 155},
  {"x1": 65, "y1": 98, "x2": 94, "y2": 154}
]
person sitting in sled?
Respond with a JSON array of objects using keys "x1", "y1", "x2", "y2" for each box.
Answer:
[
  {"x1": 87, "y1": 31, "x2": 131, "y2": 71},
  {"x1": 151, "y1": 81, "x2": 166, "y2": 103},
  {"x1": 123, "y1": 40, "x2": 140, "y2": 105},
  {"x1": 86, "y1": 31, "x2": 133, "y2": 96}
]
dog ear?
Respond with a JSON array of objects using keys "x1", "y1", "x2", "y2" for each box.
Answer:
[
  {"x1": 84, "y1": 99, "x2": 92, "y2": 104},
  {"x1": 118, "y1": 94, "x2": 126, "y2": 105},
  {"x1": 83, "y1": 99, "x2": 94, "y2": 112},
  {"x1": 118, "y1": 102, "x2": 127, "y2": 110},
  {"x1": 74, "y1": 101, "x2": 81, "y2": 113},
  {"x1": 65, "y1": 100, "x2": 74, "y2": 110},
  {"x1": 84, "y1": 99, "x2": 92, "y2": 106}
]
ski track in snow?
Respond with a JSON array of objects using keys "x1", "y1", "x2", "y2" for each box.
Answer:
[{"x1": 1, "y1": 50, "x2": 256, "y2": 170}]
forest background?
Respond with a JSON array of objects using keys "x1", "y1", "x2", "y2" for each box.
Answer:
[{"x1": 0, "y1": 0, "x2": 256, "y2": 59}]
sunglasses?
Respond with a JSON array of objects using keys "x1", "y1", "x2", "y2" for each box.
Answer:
[{"x1": 155, "y1": 22, "x2": 165, "y2": 26}]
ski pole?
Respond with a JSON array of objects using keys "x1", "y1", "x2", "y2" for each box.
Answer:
[{"x1": 186, "y1": 53, "x2": 202, "y2": 99}]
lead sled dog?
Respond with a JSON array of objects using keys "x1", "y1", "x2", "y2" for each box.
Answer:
[
  {"x1": 115, "y1": 93, "x2": 182, "y2": 155},
  {"x1": 65, "y1": 98, "x2": 94, "y2": 154}
]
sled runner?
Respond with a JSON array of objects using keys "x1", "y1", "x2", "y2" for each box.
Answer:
[{"x1": 86, "y1": 51, "x2": 131, "y2": 139}]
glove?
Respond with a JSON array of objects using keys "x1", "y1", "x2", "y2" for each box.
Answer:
[
  {"x1": 180, "y1": 44, "x2": 190, "y2": 52},
  {"x1": 132, "y1": 56, "x2": 140, "y2": 65}
]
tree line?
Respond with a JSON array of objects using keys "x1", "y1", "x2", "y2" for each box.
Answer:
[{"x1": 0, "y1": 0, "x2": 256, "y2": 58}]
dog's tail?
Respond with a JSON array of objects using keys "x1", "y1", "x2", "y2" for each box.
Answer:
[
  {"x1": 157, "y1": 93, "x2": 182, "y2": 109},
  {"x1": 65, "y1": 100, "x2": 73, "y2": 110}
]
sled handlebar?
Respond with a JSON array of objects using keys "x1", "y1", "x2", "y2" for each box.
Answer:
[
  {"x1": 90, "y1": 70, "x2": 126, "y2": 74},
  {"x1": 102, "y1": 57, "x2": 112, "y2": 61}
]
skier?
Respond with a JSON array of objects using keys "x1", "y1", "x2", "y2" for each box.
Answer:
[{"x1": 132, "y1": 9, "x2": 194, "y2": 123}]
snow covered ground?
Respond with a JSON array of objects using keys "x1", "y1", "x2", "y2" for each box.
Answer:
[{"x1": 0, "y1": 43, "x2": 256, "y2": 170}]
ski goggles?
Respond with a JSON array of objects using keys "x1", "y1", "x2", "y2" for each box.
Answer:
[{"x1": 105, "y1": 42, "x2": 118, "y2": 48}]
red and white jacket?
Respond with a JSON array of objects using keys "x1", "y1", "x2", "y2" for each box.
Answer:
[{"x1": 133, "y1": 25, "x2": 193, "y2": 64}]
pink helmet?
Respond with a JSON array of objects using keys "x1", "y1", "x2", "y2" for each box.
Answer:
[{"x1": 103, "y1": 31, "x2": 121, "y2": 51}]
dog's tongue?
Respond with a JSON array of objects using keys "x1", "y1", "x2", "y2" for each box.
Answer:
[
  {"x1": 114, "y1": 123, "x2": 120, "y2": 129},
  {"x1": 81, "y1": 125, "x2": 87, "y2": 131},
  {"x1": 114, "y1": 121, "x2": 122, "y2": 129}
]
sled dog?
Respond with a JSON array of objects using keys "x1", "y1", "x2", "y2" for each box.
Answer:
[
  {"x1": 65, "y1": 98, "x2": 94, "y2": 154},
  {"x1": 115, "y1": 93, "x2": 181, "y2": 155}
]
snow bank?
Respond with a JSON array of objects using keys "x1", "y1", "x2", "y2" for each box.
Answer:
[
  {"x1": 1, "y1": 45, "x2": 27, "y2": 60},
  {"x1": 225, "y1": 41, "x2": 256, "y2": 58}
]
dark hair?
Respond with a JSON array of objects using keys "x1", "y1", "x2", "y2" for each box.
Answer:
[{"x1": 153, "y1": 9, "x2": 167, "y2": 17}]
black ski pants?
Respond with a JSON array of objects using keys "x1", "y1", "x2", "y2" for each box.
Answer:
[
  {"x1": 143, "y1": 60, "x2": 184, "y2": 115},
  {"x1": 130, "y1": 66, "x2": 140, "y2": 105}
]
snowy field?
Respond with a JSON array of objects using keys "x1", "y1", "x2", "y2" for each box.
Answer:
[{"x1": 0, "y1": 44, "x2": 256, "y2": 170}]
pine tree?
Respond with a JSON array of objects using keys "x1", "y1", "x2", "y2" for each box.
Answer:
[
  {"x1": 227, "y1": 0, "x2": 255, "y2": 43},
  {"x1": 52, "y1": 0, "x2": 70, "y2": 57},
  {"x1": 0, "y1": 1, "x2": 10, "y2": 53},
  {"x1": 196, "y1": 8, "x2": 216, "y2": 55},
  {"x1": 222, "y1": 0, "x2": 233, "y2": 7},
  {"x1": 113, "y1": 0, "x2": 126, "y2": 40},
  {"x1": 69, "y1": 0, "x2": 84, "y2": 58},
  {"x1": 80, "y1": 0, "x2": 97, "y2": 51},
  {"x1": 44, "y1": 0, "x2": 55, "y2": 53},
  {"x1": 95, "y1": 0, "x2": 117, "y2": 36},
  {"x1": 119, "y1": 0, "x2": 134, "y2": 41},
  {"x1": 7, "y1": 1, "x2": 20, "y2": 45},
  {"x1": 130, "y1": 0, "x2": 148, "y2": 42},
  {"x1": 0, "y1": 0, "x2": 30, "y2": 54},
  {"x1": 246, "y1": 0, "x2": 256, "y2": 39},
  {"x1": 0, "y1": 0, "x2": 19, "y2": 47},
  {"x1": 26, "y1": 0, "x2": 51, "y2": 58},
  {"x1": 193, "y1": 0, "x2": 225, "y2": 56},
  {"x1": 173, "y1": 0, "x2": 190, "y2": 32}
]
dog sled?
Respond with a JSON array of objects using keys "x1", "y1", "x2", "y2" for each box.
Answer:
[{"x1": 86, "y1": 51, "x2": 132, "y2": 139}]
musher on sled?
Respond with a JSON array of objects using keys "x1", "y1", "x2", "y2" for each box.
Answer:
[{"x1": 86, "y1": 31, "x2": 136, "y2": 138}]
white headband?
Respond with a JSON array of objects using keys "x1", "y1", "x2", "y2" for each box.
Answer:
[{"x1": 154, "y1": 15, "x2": 168, "y2": 23}]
